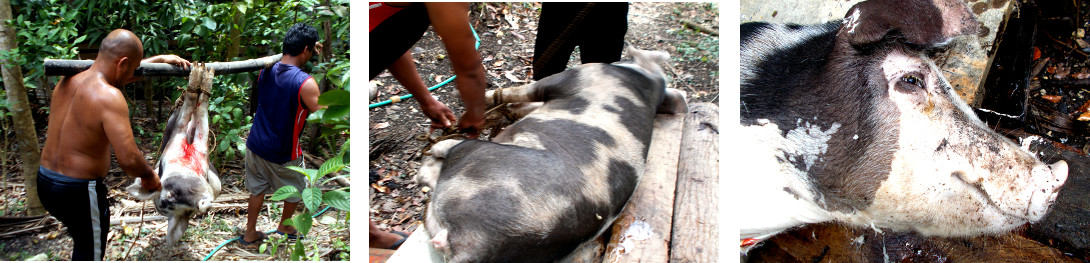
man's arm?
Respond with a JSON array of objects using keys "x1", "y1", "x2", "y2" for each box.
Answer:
[
  {"x1": 101, "y1": 87, "x2": 161, "y2": 192},
  {"x1": 142, "y1": 54, "x2": 192, "y2": 69},
  {"x1": 425, "y1": 2, "x2": 487, "y2": 136},
  {"x1": 299, "y1": 78, "x2": 326, "y2": 112},
  {"x1": 388, "y1": 50, "x2": 457, "y2": 129}
]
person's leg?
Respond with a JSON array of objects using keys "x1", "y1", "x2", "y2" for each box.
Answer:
[
  {"x1": 577, "y1": 3, "x2": 629, "y2": 64},
  {"x1": 533, "y1": 2, "x2": 589, "y2": 80},
  {"x1": 242, "y1": 150, "x2": 273, "y2": 243},
  {"x1": 37, "y1": 166, "x2": 100, "y2": 261},
  {"x1": 243, "y1": 193, "x2": 265, "y2": 243},
  {"x1": 277, "y1": 201, "x2": 299, "y2": 234},
  {"x1": 370, "y1": 3, "x2": 432, "y2": 79}
]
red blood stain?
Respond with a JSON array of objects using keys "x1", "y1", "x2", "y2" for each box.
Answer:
[
  {"x1": 741, "y1": 238, "x2": 759, "y2": 247},
  {"x1": 171, "y1": 140, "x2": 206, "y2": 177}
]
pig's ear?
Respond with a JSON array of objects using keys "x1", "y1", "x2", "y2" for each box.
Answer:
[
  {"x1": 126, "y1": 178, "x2": 157, "y2": 201},
  {"x1": 842, "y1": 0, "x2": 978, "y2": 47}
]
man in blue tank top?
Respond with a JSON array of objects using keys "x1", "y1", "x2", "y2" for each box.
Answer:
[{"x1": 240, "y1": 23, "x2": 325, "y2": 246}]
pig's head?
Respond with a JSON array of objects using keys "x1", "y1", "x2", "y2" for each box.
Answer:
[{"x1": 813, "y1": 0, "x2": 1069, "y2": 235}]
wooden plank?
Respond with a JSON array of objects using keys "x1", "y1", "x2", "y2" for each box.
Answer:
[
  {"x1": 746, "y1": 223, "x2": 1081, "y2": 262},
  {"x1": 603, "y1": 112, "x2": 686, "y2": 262},
  {"x1": 670, "y1": 103, "x2": 719, "y2": 262},
  {"x1": 385, "y1": 227, "x2": 444, "y2": 263},
  {"x1": 740, "y1": 0, "x2": 1014, "y2": 106}
]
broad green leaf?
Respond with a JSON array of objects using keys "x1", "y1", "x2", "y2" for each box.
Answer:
[
  {"x1": 301, "y1": 187, "x2": 322, "y2": 213},
  {"x1": 317, "y1": 155, "x2": 343, "y2": 178},
  {"x1": 316, "y1": 89, "x2": 349, "y2": 106},
  {"x1": 321, "y1": 105, "x2": 349, "y2": 123},
  {"x1": 295, "y1": 211, "x2": 313, "y2": 236},
  {"x1": 201, "y1": 17, "x2": 217, "y2": 30},
  {"x1": 270, "y1": 185, "x2": 300, "y2": 201},
  {"x1": 259, "y1": 243, "x2": 267, "y2": 253},
  {"x1": 322, "y1": 190, "x2": 349, "y2": 212},
  {"x1": 286, "y1": 166, "x2": 318, "y2": 182}
]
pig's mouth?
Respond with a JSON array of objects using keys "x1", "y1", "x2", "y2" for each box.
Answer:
[
  {"x1": 950, "y1": 171, "x2": 1038, "y2": 221},
  {"x1": 950, "y1": 169, "x2": 1064, "y2": 222}
]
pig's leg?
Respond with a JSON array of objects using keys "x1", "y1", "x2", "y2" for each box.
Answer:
[
  {"x1": 416, "y1": 139, "x2": 463, "y2": 189},
  {"x1": 484, "y1": 68, "x2": 584, "y2": 106},
  {"x1": 658, "y1": 88, "x2": 688, "y2": 114}
]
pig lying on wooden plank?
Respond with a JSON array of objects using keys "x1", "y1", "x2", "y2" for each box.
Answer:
[{"x1": 415, "y1": 46, "x2": 687, "y2": 263}]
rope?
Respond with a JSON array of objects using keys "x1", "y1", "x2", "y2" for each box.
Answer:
[
  {"x1": 369, "y1": 22, "x2": 481, "y2": 109},
  {"x1": 202, "y1": 205, "x2": 335, "y2": 261}
]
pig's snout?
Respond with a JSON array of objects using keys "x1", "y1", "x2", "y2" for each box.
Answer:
[{"x1": 1024, "y1": 160, "x2": 1068, "y2": 221}]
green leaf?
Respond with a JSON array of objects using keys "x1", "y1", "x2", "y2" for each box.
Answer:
[
  {"x1": 317, "y1": 155, "x2": 343, "y2": 178},
  {"x1": 290, "y1": 239, "x2": 304, "y2": 260},
  {"x1": 72, "y1": 35, "x2": 86, "y2": 45},
  {"x1": 301, "y1": 187, "x2": 322, "y2": 213},
  {"x1": 286, "y1": 166, "x2": 318, "y2": 182},
  {"x1": 321, "y1": 105, "x2": 349, "y2": 123},
  {"x1": 270, "y1": 185, "x2": 300, "y2": 201},
  {"x1": 316, "y1": 89, "x2": 349, "y2": 106},
  {"x1": 322, "y1": 190, "x2": 350, "y2": 212},
  {"x1": 201, "y1": 17, "x2": 218, "y2": 30},
  {"x1": 295, "y1": 211, "x2": 313, "y2": 236},
  {"x1": 259, "y1": 243, "x2": 267, "y2": 253}
]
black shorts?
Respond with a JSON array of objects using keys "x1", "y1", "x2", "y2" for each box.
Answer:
[{"x1": 37, "y1": 166, "x2": 109, "y2": 261}]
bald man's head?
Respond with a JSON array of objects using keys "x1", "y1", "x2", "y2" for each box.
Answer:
[{"x1": 98, "y1": 29, "x2": 143, "y2": 63}]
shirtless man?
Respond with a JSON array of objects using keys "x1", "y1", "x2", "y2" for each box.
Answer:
[{"x1": 37, "y1": 29, "x2": 191, "y2": 261}]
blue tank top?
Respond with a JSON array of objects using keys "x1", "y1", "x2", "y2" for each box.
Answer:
[{"x1": 247, "y1": 62, "x2": 313, "y2": 164}]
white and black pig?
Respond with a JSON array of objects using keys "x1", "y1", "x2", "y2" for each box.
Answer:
[
  {"x1": 128, "y1": 64, "x2": 221, "y2": 245},
  {"x1": 739, "y1": 0, "x2": 1069, "y2": 252},
  {"x1": 414, "y1": 46, "x2": 687, "y2": 263}
]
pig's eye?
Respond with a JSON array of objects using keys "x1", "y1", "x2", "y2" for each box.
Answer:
[{"x1": 901, "y1": 74, "x2": 923, "y2": 88}]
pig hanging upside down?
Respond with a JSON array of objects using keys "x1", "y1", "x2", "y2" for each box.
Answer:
[
  {"x1": 739, "y1": 0, "x2": 1069, "y2": 252},
  {"x1": 415, "y1": 46, "x2": 687, "y2": 263},
  {"x1": 128, "y1": 64, "x2": 221, "y2": 245}
]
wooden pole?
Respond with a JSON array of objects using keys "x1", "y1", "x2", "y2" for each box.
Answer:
[
  {"x1": 44, "y1": 54, "x2": 283, "y2": 77},
  {"x1": 670, "y1": 102, "x2": 719, "y2": 262}
]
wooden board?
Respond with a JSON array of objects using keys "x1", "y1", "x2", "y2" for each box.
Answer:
[
  {"x1": 603, "y1": 112, "x2": 686, "y2": 262},
  {"x1": 745, "y1": 223, "x2": 1080, "y2": 263},
  {"x1": 385, "y1": 227, "x2": 444, "y2": 263},
  {"x1": 670, "y1": 103, "x2": 720, "y2": 262},
  {"x1": 740, "y1": 0, "x2": 1014, "y2": 106}
]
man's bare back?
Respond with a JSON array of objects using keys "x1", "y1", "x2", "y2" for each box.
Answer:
[{"x1": 40, "y1": 70, "x2": 146, "y2": 180}]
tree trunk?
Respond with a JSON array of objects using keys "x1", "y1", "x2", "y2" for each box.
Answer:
[
  {"x1": 0, "y1": 0, "x2": 44, "y2": 216},
  {"x1": 308, "y1": 10, "x2": 335, "y2": 153}
]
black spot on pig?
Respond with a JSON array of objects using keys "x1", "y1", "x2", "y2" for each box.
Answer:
[
  {"x1": 740, "y1": 22, "x2": 771, "y2": 45},
  {"x1": 936, "y1": 138, "x2": 949, "y2": 152},
  {"x1": 611, "y1": 96, "x2": 654, "y2": 147},
  {"x1": 606, "y1": 159, "x2": 638, "y2": 213}
]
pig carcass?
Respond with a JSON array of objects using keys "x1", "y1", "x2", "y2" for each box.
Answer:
[
  {"x1": 415, "y1": 46, "x2": 687, "y2": 263},
  {"x1": 739, "y1": 0, "x2": 1069, "y2": 252},
  {"x1": 128, "y1": 64, "x2": 221, "y2": 245}
]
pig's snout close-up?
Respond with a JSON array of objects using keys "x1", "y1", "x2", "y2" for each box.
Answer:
[
  {"x1": 127, "y1": 64, "x2": 221, "y2": 246},
  {"x1": 739, "y1": 0, "x2": 1071, "y2": 253}
]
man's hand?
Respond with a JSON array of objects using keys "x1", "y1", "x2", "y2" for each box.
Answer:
[
  {"x1": 140, "y1": 173, "x2": 162, "y2": 192},
  {"x1": 457, "y1": 110, "x2": 484, "y2": 139},
  {"x1": 420, "y1": 99, "x2": 457, "y2": 131},
  {"x1": 143, "y1": 54, "x2": 192, "y2": 70}
]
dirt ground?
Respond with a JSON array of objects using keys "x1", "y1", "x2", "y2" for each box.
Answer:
[
  {"x1": 0, "y1": 103, "x2": 350, "y2": 260},
  {"x1": 368, "y1": 2, "x2": 719, "y2": 236}
]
